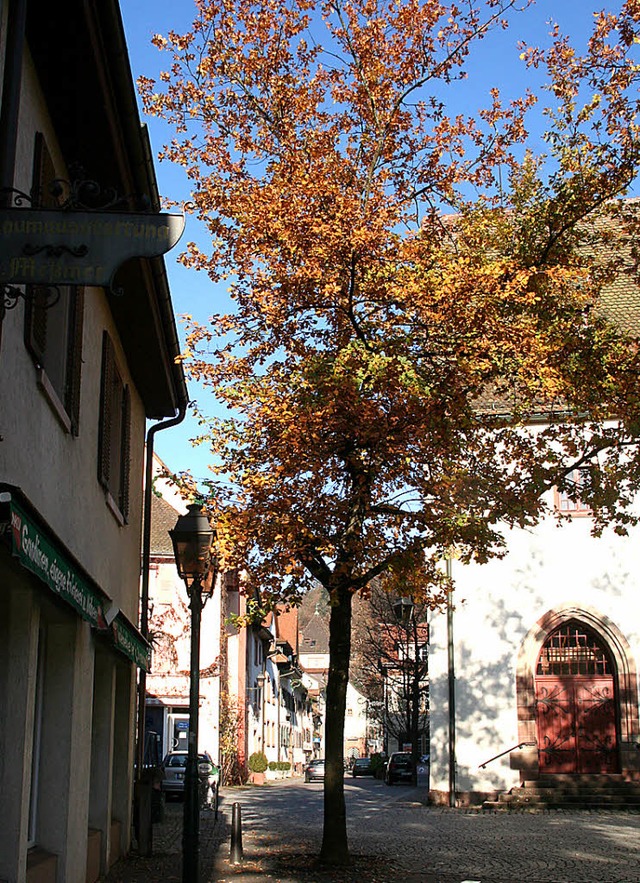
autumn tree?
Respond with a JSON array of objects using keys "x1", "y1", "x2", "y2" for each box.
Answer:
[{"x1": 140, "y1": 0, "x2": 640, "y2": 866}]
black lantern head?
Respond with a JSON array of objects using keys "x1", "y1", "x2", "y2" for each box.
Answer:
[
  {"x1": 170, "y1": 502, "x2": 215, "y2": 590},
  {"x1": 393, "y1": 595, "x2": 414, "y2": 624}
]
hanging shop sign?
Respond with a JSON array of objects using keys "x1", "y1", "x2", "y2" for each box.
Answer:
[
  {"x1": 8, "y1": 498, "x2": 102, "y2": 626},
  {"x1": 0, "y1": 209, "x2": 185, "y2": 288}
]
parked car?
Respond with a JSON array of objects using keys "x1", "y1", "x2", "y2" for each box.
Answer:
[
  {"x1": 161, "y1": 751, "x2": 218, "y2": 799},
  {"x1": 385, "y1": 752, "x2": 414, "y2": 785},
  {"x1": 304, "y1": 759, "x2": 325, "y2": 782},
  {"x1": 351, "y1": 757, "x2": 374, "y2": 777}
]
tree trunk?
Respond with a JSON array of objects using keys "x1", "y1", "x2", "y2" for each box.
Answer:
[{"x1": 320, "y1": 582, "x2": 353, "y2": 866}]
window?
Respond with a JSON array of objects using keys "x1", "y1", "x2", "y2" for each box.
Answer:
[
  {"x1": 395, "y1": 641, "x2": 428, "y2": 662},
  {"x1": 98, "y1": 332, "x2": 131, "y2": 522},
  {"x1": 536, "y1": 621, "x2": 612, "y2": 676},
  {"x1": 554, "y1": 469, "x2": 591, "y2": 516},
  {"x1": 24, "y1": 133, "x2": 84, "y2": 434}
]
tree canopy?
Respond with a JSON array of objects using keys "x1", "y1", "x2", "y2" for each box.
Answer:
[{"x1": 140, "y1": 0, "x2": 640, "y2": 865}]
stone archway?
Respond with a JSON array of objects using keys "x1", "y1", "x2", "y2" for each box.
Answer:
[{"x1": 515, "y1": 604, "x2": 640, "y2": 781}]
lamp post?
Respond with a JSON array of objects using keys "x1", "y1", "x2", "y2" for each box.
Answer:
[
  {"x1": 393, "y1": 595, "x2": 420, "y2": 786},
  {"x1": 170, "y1": 503, "x2": 216, "y2": 883}
]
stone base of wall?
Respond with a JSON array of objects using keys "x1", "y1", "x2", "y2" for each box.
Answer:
[
  {"x1": 109, "y1": 820, "x2": 122, "y2": 869},
  {"x1": 86, "y1": 828, "x2": 102, "y2": 883},
  {"x1": 429, "y1": 789, "x2": 499, "y2": 808},
  {"x1": 26, "y1": 848, "x2": 57, "y2": 883}
]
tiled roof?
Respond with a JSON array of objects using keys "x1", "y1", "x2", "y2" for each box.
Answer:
[
  {"x1": 150, "y1": 493, "x2": 180, "y2": 556},
  {"x1": 275, "y1": 606, "x2": 299, "y2": 653},
  {"x1": 300, "y1": 614, "x2": 330, "y2": 653},
  {"x1": 599, "y1": 267, "x2": 640, "y2": 336}
]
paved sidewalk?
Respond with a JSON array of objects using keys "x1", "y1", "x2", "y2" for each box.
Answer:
[{"x1": 103, "y1": 786, "x2": 640, "y2": 883}]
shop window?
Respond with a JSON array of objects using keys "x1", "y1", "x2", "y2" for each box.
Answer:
[
  {"x1": 98, "y1": 332, "x2": 131, "y2": 522},
  {"x1": 24, "y1": 133, "x2": 84, "y2": 434}
]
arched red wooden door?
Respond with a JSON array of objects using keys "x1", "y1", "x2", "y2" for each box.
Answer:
[{"x1": 535, "y1": 621, "x2": 619, "y2": 774}]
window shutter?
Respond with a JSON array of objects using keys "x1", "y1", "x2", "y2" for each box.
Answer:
[
  {"x1": 119, "y1": 385, "x2": 131, "y2": 521},
  {"x1": 98, "y1": 332, "x2": 115, "y2": 489},
  {"x1": 31, "y1": 132, "x2": 57, "y2": 208},
  {"x1": 24, "y1": 288, "x2": 48, "y2": 365},
  {"x1": 65, "y1": 287, "x2": 84, "y2": 436},
  {"x1": 25, "y1": 134, "x2": 56, "y2": 364}
]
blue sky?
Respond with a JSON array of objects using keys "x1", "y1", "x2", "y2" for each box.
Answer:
[{"x1": 118, "y1": 0, "x2": 631, "y2": 482}]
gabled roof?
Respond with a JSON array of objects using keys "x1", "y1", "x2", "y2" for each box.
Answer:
[
  {"x1": 300, "y1": 614, "x2": 330, "y2": 655},
  {"x1": 275, "y1": 606, "x2": 299, "y2": 655},
  {"x1": 150, "y1": 493, "x2": 180, "y2": 556}
]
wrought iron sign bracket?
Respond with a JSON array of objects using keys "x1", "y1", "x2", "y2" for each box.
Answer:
[{"x1": 0, "y1": 178, "x2": 184, "y2": 305}]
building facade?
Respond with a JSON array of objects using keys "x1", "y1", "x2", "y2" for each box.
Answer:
[
  {"x1": 429, "y1": 492, "x2": 640, "y2": 803},
  {"x1": 227, "y1": 593, "x2": 315, "y2": 780},
  {"x1": 0, "y1": 2, "x2": 187, "y2": 880},
  {"x1": 144, "y1": 464, "x2": 223, "y2": 768}
]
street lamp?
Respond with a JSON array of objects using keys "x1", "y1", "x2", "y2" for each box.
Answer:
[
  {"x1": 393, "y1": 595, "x2": 414, "y2": 624},
  {"x1": 392, "y1": 594, "x2": 419, "y2": 785},
  {"x1": 170, "y1": 503, "x2": 216, "y2": 883}
]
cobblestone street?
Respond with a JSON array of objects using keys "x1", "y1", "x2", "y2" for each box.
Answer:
[{"x1": 103, "y1": 780, "x2": 640, "y2": 883}]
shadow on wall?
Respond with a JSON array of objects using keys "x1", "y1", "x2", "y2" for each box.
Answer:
[
  {"x1": 430, "y1": 647, "x2": 517, "y2": 793},
  {"x1": 430, "y1": 571, "x2": 548, "y2": 795}
]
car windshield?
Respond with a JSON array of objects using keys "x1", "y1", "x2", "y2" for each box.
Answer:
[
  {"x1": 167, "y1": 755, "x2": 187, "y2": 768},
  {"x1": 166, "y1": 754, "x2": 210, "y2": 768}
]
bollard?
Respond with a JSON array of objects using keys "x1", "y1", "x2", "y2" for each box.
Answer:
[
  {"x1": 214, "y1": 782, "x2": 219, "y2": 821},
  {"x1": 230, "y1": 802, "x2": 243, "y2": 864}
]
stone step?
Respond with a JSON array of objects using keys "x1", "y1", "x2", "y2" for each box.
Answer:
[
  {"x1": 518, "y1": 785, "x2": 640, "y2": 798},
  {"x1": 482, "y1": 800, "x2": 640, "y2": 813},
  {"x1": 482, "y1": 775, "x2": 640, "y2": 813}
]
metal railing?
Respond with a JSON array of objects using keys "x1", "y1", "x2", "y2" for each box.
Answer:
[{"x1": 479, "y1": 741, "x2": 536, "y2": 769}]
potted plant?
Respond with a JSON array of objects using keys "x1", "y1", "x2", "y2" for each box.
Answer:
[{"x1": 248, "y1": 751, "x2": 268, "y2": 785}]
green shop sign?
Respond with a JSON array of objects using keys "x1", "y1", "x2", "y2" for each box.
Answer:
[
  {"x1": 113, "y1": 616, "x2": 150, "y2": 671},
  {"x1": 10, "y1": 500, "x2": 102, "y2": 626},
  {"x1": 8, "y1": 499, "x2": 149, "y2": 670}
]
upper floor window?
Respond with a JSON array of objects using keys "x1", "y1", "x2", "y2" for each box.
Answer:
[
  {"x1": 98, "y1": 332, "x2": 131, "y2": 523},
  {"x1": 24, "y1": 133, "x2": 83, "y2": 434},
  {"x1": 554, "y1": 468, "x2": 592, "y2": 516},
  {"x1": 395, "y1": 641, "x2": 428, "y2": 663}
]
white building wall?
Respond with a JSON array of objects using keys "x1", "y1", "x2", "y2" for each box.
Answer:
[
  {"x1": 344, "y1": 682, "x2": 368, "y2": 757},
  {"x1": 147, "y1": 559, "x2": 222, "y2": 762},
  {"x1": 429, "y1": 504, "x2": 640, "y2": 797},
  {"x1": 0, "y1": 58, "x2": 146, "y2": 624}
]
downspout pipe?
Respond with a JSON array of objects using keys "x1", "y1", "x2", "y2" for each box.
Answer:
[
  {"x1": 134, "y1": 404, "x2": 186, "y2": 858},
  {"x1": 446, "y1": 556, "x2": 456, "y2": 807},
  {"x1": 136, "y1": 403, "x2": 187, "y2": 778}
]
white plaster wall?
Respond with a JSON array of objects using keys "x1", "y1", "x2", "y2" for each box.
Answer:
[
  {"x1": 147, "y1": 561, "x2": 222, "y2": 760},
  {"x1": 0, "y1": 51, "x2": 146, "y2": 624},
  {"x1": 344, "y1": 682, "x2": 368, "y2": 746},
  {"x1": 151, "y1": 454, "x2": 188, "y2": 515},
  {"x1": 429, "y1": 503, "x2": 640, "y2": 796}
]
